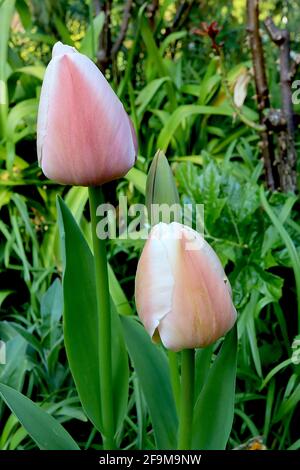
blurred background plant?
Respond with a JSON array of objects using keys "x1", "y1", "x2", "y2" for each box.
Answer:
[{"x1": 0, "y1": 0, "x2": 300, "y2": 450}]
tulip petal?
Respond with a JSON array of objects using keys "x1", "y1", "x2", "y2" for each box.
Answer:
[
  {"x1": 52, "y1": 41, "x2": 77, "y2": 58},
  {"x1": 135, "y1": 230, "x2": 174, "y2": 341},
  {"x1": 37, "y1": 43, "x2": 136, "y2": 186}
]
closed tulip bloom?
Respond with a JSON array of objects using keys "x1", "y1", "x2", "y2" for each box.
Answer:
[
  {"x1": 135, "y1": 222, "x2": 236, "y2": 351},
  {"x1": 37, "y1": 42, "x2": 137, "y2": 186}
]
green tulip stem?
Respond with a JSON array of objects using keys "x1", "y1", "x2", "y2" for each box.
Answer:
[
  {"x1": 89, "y1": 186, "x2": 115, "y2": 450},
  {"x1": 178, "y1": 348, "x2": 195, "y2": 450}
]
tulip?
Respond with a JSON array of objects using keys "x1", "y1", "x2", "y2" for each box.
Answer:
[
  {"x1": 37, "y1": 42, "x2": 137, "y2": 186},
  {"x1": 135, "y1": 222, "x2": 236, "y2": 351}
]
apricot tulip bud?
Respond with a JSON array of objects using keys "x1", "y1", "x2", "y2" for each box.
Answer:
[
  {"x1": 37, "y1": 42, "x2": 137, "y2": 186},
  {"x1": 135, "y1": 222, "x2": 236, "y2": 351}
]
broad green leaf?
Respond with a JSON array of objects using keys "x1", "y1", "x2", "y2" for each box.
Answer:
[
  {"x1": 157, "y1": 104, "x2": 233, "y2": 152},
  {"x1": 121, "y1": 316, "x2": 178, "y2": 449},
  {"x1": 57, "y1": 197, "x2": 128, "y2": 434},
  {"x1": 0, "y1": 383, "x2": 79, "y2": 450},
  {"x1": 192, "y1": 324, "x2": 237, "y2": 450}
]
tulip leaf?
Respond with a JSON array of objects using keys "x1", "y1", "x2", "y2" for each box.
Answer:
[
  {"x1": 121, "y1": 316, "x2": 178, "y2": 449},
  {"x1": 192, "y1": 324, "x2": 238, "y2": 450},
  {"x1": 57, "y1": 196, "x2": 128, "y2": 435},
  {"x1": 7, "y1": 98, "x2": 38, "y2": 142},
  {"x1": 0, "y1": 383, "x2": 79, "y2": 450}
]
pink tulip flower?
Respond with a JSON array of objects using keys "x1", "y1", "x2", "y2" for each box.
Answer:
[
  {"x1": 135, "y1": 222, "x2": 237, "y2": 351},
  {"x1": 37, "y1": 42, "x2": 137, "y2": 186}
]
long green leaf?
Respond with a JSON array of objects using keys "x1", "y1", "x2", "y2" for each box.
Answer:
[
  {"x1": 121, "y1": 316, "x2": 178, "y2": 449},
  {"x1": 192, "y1": 324, "x2": 237, "y2": 450},
  {"x1": 0, "y1": 383, "x2": 79, "y2": 450}
]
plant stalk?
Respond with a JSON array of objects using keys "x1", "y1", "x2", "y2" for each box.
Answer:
[
  {"x1": 178, "y1": 348, "x2": 195, "y2": 450},
  {"x1": 89, "y1": 186, "x2": 115, "y2": 450}
]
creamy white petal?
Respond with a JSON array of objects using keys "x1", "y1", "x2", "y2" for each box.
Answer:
[{"x1": 135, "y1": 227, "x2": 174, "y2": 340}]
